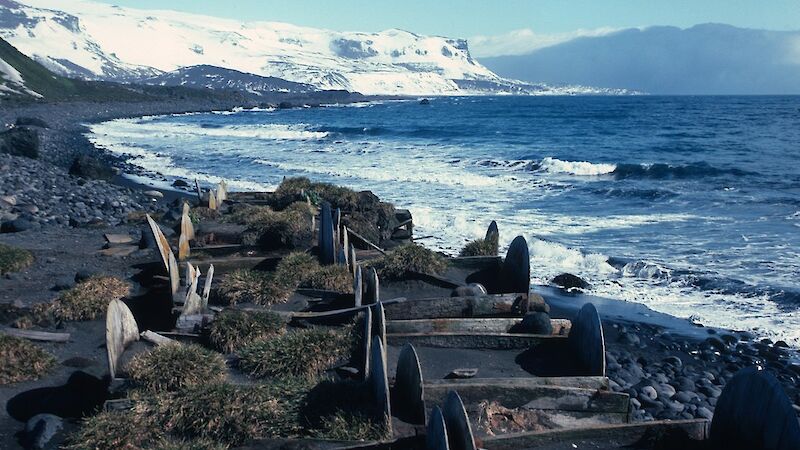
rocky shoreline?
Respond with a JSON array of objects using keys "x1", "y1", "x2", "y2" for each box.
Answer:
[{"x1": 1, "y1": 99, "x2": 799, "y2": 449}]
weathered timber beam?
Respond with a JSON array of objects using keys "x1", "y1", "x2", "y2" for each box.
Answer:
[
  {"x1": 424, "y1": 383, "x2": 629, "y2": 413},
  {"x1": 386, "y1": 318, "x2": 570, "y2": 335},
  {"x1": 386, "y1": 332, "x2": 562, "y2": 350}
]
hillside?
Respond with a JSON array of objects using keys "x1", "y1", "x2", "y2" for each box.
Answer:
[
  {"x1": 0, "y1": 0, "x2": 622, "y2": 96},
  {"x1": 481, "y1": 24, "x2": 800, "y2": 95}
]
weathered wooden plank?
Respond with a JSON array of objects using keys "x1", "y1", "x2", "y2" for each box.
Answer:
[
  {"x1": 447, "y1": 256, "x2": 502, "y2": 270},
  {"x1": 178, "y1": 233, "x2": 190, "y2": 261},
  {"x1": 393, "y1": 343, "x2": 425, "y2": 425},
  {"x1": 0, "y1": 327, "x2": 70, "y2": 342},
  {"x1": 480, "y1": 419, "x2": 709, "y2": 450},
  {"x1": 425, "y1": 376, "x2": 609, "y2": 391},
  {"x1": 201, "y1": 264, "x2": 214, "y2": 309},
  {"x1": 106, "y1": 299, "x2": 139, "y2": 378},
  {"x1": 443, "y1": 391, "x2": 477, "y2": 450},
  {"x1": 387, "y1": 333, "x2": 559, "y2": 350},
  {"x1": 361, "y1": 308, "x2": 372, "y2": 381},
  {"x1": 406, "y1": 271, "x2": 463, "y2": 289},
  {"x1": 382, "y1": 294, "x2": 532, "y2": 320},
  {"x1": 568, "y1": 303, "x2": 606, "y2": 376},
  {"x1": 347, "y1": 228, "x2": 387, "y2": 255},
  {"x1": 386, "y1": 318, "x2": 570, "y2": 335},
  {"x1": 710, "y1": 367, "x2": 800, "y2": 449},
  {"x1": 104, "y1": 233, "x2": 133, "y2": 245},
  {"x1": 372, "y1": 302, "x2": 386, "y2": 349},
  {"x1": 425, "y1": 383, "x2": 628, "y2": 413}
]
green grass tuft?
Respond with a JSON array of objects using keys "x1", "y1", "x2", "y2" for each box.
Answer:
[
  {"x1": 64, "y1": 410, "x2": 156, "y2": 450},
  {"x1": 141, "y1": 380, "x2": 311, "y2": 445},
  {"x1": 371, "y1": 244, "x2": 448, "y2": 280},
  {"x1": 459, "y1": 236, "x2": 499, "y2": 257},
  {"x1": 238, "y1": 327, "x2": 353, "y2": 380},
  {"x1": 274, "y1": 252, "x2": 320, "y2": 288},
  {"x1": 0, "y1": 243, "x2": 34, "y2": 275},
  {"x1": 0, "y1": 334, "x2": 55, "y2": 384},
  {"x1": 126, "y1": 343, "x2": 227, "y2": 393},
  {"x1": 213, "y1": 269, "x2": 293, "y2": 306},
  {"x1": 229, "y1": 204, "x2": 313, "y2": 250},
  {"x1": 300, "y1": 265, "x2": 353, "y2": 293},
  {"x1": 208, "y1": 310, "x2": 286, "y2": 353},
  {"x1": 33, "y1": 275, "x2": 129, "y2": 322}
]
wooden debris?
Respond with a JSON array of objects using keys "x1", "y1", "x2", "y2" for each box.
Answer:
[
  {"x1": 97, "y1": 245, "x2": 138, "y2": 258},
  {"x1": 354, "y1": 265, "x2": 363, "y2": 307},
  {"x1": 369, "y1": 335, "x2": 392, "y2": 433},
  {"x1": 104, "y1": 233, "x2": 133, "y2": 245},
  {"x1": 146, "y1": 214, "x2": 172, "y2": 272},
  {"x1": 106, "y1": 298, "x2": 139, "y2": 378},
  {"x1": 0, "y1": 327, "x2": 70, "y2": 342},
  {"x1": 447, "y1": 369, "x2": 478, "y2": 379},
  {"x1": 140, "y1": 330, "x2": 175, "y2": 346},
  {"x1": 201, "y1": 264, "x2": 215, "y2": 308},
  {"x1": 361, "y1": 308, "x2": 373, "y2": 381},
  {"x1": 208, "y1": 189, "x2": 218, "y2": 210},
  {"x1": 347, "y1": 228, "x2": 387, "y2": 255},
  {"x1": 365, "y1": 267, "x2": 380, "y2": 304},
  {"x1": 168, "y1": 251, "x2": 180, "y2": 295}
]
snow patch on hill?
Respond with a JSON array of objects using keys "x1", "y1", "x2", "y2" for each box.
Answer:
[
  {"x1": 0, "y1": 0, "x2": 628, "y2": 95},
  {"x1": 0, "y1": 55, "x2": 41, "y2": 97}
]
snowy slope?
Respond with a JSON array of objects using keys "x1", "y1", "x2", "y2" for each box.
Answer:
[
  {"x1": 0, "y1": 0, "x2": 617, "y2": 95},
  {"x1": 142, "y1": 65, "x2": 317, "y2": 95},
  {"x1": 0, "y1": 55, "x2": 39, "y2": 96}
]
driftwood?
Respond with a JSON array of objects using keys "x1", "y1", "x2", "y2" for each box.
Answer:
[
  {"x1": 347, "y1": 228, "x2": 387, "y2": 255},
  {"x1": 104, "y1": 233, "x2": 133, "y2": 245},
  {"x1": 426, "y1": 376, "x2": 609, "y2": 391},
  {"x1": 0, "y1": 327, "x2": 70, "y2": 342},
  {"x1": 140, "y1": 330, "x2": 175, "y2": 346}
]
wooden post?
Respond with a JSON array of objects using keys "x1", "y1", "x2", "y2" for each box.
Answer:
[
  {"x1": 369, "y1": 335, "x2": 392, "y2": 434},
  {"x1": 146, "y1": 214, "x2": 172, "y2": 273},
  {"x1": 365, "y1": 267, "x2": 380, "y2": 304},
  {"x1": 319, "y1": 202, "x2": 335, "y2": 265},
  {"x1": 427, "y1": 406, "x2": 450, "y2": 450},
  {"x1": 500, "y1": 235, "x2": 530, "y2": 295},
  {"x1": 106, "y1": 299, "x2": 139, "y2": 378},
  {"x1": 354, "y1": 266, "x2": 363, "y2": 307}
]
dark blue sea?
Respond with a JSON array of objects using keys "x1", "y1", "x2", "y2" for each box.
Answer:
[{"x1": 88, "y1": 96, "x2": 800, "y2": 342}]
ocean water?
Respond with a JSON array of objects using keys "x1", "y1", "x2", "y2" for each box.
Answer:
[{"x1": 88, "y1": 96, "x2": 800, "y2": 342}]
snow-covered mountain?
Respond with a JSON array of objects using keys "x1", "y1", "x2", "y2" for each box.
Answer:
[
  {"x1": 0, "y1": 0, "x2": 622, "y2": 96},
  {"x1": 142, "y1": 65, "x2": 317, "y2": 95}
]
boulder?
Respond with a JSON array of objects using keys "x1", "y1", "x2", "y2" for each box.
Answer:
[
  {"x1": 22, "y1": 413, "x2": 63, "y2": 450},
  {"x1": 68, "y1": 155, "x2": 114, "y2": 180},
  {"x1": 0, "y1": 127, "x2": 39, "y2": 159},
  {"x1": 15, "y1": 117, "x2": 50, "y2": 128},
  {"x1": 1, "y1": 218, "x2": 36, "y2": 233},
  {"x1": 450, "y1": 283, "x2": 487, "y2": 297},
  {"x1": 519, "y1": 311, "x2": 553, "y2": 335},
  {"x1": 172, "y1": 179, "x2": 189, "y2": 188},
  {"x1": 551, "y1": 273, "x2": 591, "y2": 290}
]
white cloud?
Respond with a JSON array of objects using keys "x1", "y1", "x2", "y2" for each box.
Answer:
[{"x1": 469, "y1": 27, "x2": 625, "y2": 58}]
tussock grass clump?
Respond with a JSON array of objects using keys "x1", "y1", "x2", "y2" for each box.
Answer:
[
  {"x1": 238, "y1": 327, "x2": 352, "y2": 380},
  {"x1": 65, "y1": 410, "x2": 155, "y2": 450},
  {"x1": 34, "y1": 275, "x2": 129, "y2": 322},
  {"x1": 371, "y1": 244, "x2": 447, "y2": 280},
  {"x1": 214, "y1": 269, "x2": 293, "y2": 306},
  {"x1": 311, "y1": 411, "x2": 388, "y2": 441},
  {"x1": 301, "y1": 265, "x2": 354, "y2": 293},
  {"x1": 0, "y1": 334, "x2": 55, "y2": 384},
  {"x1": 0, "y1": 243, "x2": 33, "y2": 274},
  {"x1": 302, "y1": 380, "x2": 389, "y2": 441},
  {"x1": 126, "y1": 343, "x2": 227, "y2": 393},
  {"x1": 273, "y1": 177, "x2": 359, "y2": 212},
  {"x1": 459, "y1": 237, "x2": 499, "y2": 257},
  {"x1": 141, "y1": 380, "x2": 311, "y2": 445},
  {"x1": 209, "y1": 310, "x2": 286, "y2": 353},
  {"x1": 188, "y1": 207, "x2": 221, "y2": 223},
  {"x1": 66, "y1": 410, "x2": 228, "y2": 450},
  {"x1": 235, "y1": 206, "x2": 312, "y2": 250},
  {"x1": 274, "y1": 252, "x2": 320, "y2": 288}
]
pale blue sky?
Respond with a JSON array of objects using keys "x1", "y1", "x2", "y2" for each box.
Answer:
[{"x1": 96, "y1": 0, "x2": 800, "y2": 37}]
